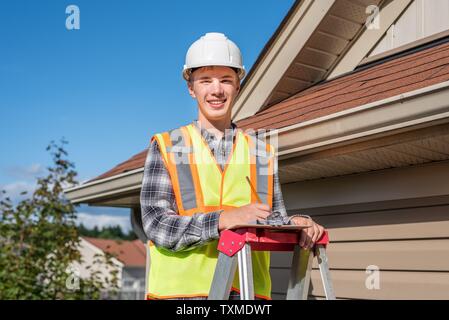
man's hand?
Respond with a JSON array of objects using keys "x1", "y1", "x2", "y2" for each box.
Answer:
[
  {"x1": 291, "y1": 216, "x2": 325, "y2": 250},
  {"x1": 218, "y1": 203, "x2": 271, "y2": 231}
]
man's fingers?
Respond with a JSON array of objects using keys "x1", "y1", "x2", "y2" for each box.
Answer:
[
  {"x1": 305, "y1": 227, "x2": 314, "y2": 249},
  {"x1": 311, "y1": 224, "x2": 320, "y2": 244},
  {"x1": 299, "y1": 230, "x2": 307, "y2": 248},
  {"x1": 318, "y1": 226, "x2": 325, "y2": 242},
  {"x1": 298, "y1": 221, "x2": 326, "y2": 250},
  {"x1": 302, "y1": 229, "x2": 312, "y2": 249},
  {"x1": 256, "y1": 210, "x2": 270, "y2": 220},
  {"x1": 254, "y1": 203, "x2": 270, "y2": 212}
]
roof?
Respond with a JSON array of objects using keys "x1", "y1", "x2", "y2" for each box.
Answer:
[
  {"x1": 237, "y1": 39, "x2": 449, "y2": 131},
  {"x1": 83, "y1": 237, "x2": 146, "y2": 267},
  {"x1": 87, "y1": 38, "x2": 449, "y2": 183},
  {"x1": 89, "y1": 150, "x2": 147, "y2": 182}
]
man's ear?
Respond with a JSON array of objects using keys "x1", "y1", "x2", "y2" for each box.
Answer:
[{"x1": 187, "y1": 81, "x2": 196, "y2": 98}]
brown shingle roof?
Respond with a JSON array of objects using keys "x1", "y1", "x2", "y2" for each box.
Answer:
[
  {"x1": 83, "y1": 237, "x2": 146, "y2": 267},
  {"x1": 88, "y1": 150, "x2": 148, "y2": 182},
  {"x1": 237, "y1": 40, "x2": 449, "y2": 130},
  {"x1": 89, "y1": 40, "x2": 449, "y2": 182}
]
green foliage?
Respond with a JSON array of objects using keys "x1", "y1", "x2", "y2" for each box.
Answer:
[
  {"x1": 0, "y1": 139, "x2": 120, "y2": 299},
  {"x1": 77, "y1": 223, "x2": 137, "y2": 241}
]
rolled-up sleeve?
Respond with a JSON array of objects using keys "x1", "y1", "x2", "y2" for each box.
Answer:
[{"x1": 140, "y1": 139, "x2": 222, "y2": 252}]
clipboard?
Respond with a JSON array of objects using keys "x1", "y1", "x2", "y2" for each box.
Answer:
[{"x1": 229, "y1": 223, "x2": 310, "y2": 231}]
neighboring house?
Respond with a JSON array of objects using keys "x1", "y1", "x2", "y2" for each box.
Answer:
[
  {"x1": 65, "y1": 0, "x2": 449, "y2": 299},
  {"x1": 76, "y1": 237, "x2": 146, "y2": 300}
]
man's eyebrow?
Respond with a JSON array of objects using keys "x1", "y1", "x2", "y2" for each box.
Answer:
[{"x1": 197, "y1": 75, "x2": 234, "y2": 80}]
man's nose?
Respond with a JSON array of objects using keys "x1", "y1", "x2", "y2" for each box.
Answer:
[{"x1": 210, "y1": 79, "x2": 224, "y2": 95}]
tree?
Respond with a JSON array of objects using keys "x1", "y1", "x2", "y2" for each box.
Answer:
[
  {"x1": 0, "y1": 139, "x2": 120, "y2": 299},
  {"x1": 77, "y1": 224, "x2": 138, "y2": 241}
]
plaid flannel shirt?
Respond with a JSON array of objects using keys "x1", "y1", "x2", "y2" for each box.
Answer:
[{"x1": 140, "y1": 120, "x2": 288, "y2": 253}]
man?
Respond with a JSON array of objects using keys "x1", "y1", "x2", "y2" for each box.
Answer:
[{"x1": 140, "y1": 32, "x2": 324, "y2": 300}]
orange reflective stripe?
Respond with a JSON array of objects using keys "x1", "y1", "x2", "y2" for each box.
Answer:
[
  {"x1": 147, "y1": 289, "x2": 271, "y2": 300},
  {"x1": 180, "y1": 206, "x2": 224, "y2": 216},
  {"x1": 219, "y1": 205, "x2": 239, "y2": 212},
  {"x1": 181, "y1": 126, "x2": 205, "y2": 212},
  {"x1": 245, "y1": 135, "x2": 258, "y2": 204},
  {"x1": 160, "y1": 132, "x2": 186, "y2": 215},
  {"x1": 146, "y1": 292, "x2": 209, "y2": 300},
  {"x1": 177, "y1": 205, "x2": 242, "y2": 216},
  {"x1": 266, "y1": 143, "x2": 273, "y2": 208}
]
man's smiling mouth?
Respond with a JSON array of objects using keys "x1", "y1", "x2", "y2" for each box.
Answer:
[{"x1": 207, "y1": 99, "x2": 227, "y2": 108}]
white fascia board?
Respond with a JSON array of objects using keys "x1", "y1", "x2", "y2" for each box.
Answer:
[
  {"x1": 64, "y1": 167, "x2": 144, "y2": 204},
  {"x1": 272, "y1": 80, "x2": 449, "y2": 159}
]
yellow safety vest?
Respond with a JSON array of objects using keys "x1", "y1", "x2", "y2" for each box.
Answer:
[{"x1": 146, "y1": 123, "x2": 274, "y2": 300}]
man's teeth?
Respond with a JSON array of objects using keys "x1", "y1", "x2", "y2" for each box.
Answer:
[{"x1": 209, "y1": 100, "x2": 225, "y2": 105}]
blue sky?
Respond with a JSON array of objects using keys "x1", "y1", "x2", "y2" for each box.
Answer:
[{"x1": 0, "y1": 0, "x2": 295, "y2": 231}]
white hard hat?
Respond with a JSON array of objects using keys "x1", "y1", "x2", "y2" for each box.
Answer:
[{"x1": 183, "y1": 32, "x2": 246, "y2": 81}]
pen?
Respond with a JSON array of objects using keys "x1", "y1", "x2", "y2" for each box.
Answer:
[{"x1": 246, "y1": 176, "x2": 263, "y2": 204}]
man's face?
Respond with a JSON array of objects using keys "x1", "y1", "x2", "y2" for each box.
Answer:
[{"x1": 187, "y1": 66, "x2": 240, "y2": 122}]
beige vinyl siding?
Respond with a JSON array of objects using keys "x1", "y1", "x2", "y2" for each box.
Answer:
[
  {"x1": 370, "y1": 0, "x2": 449, "y2": 57},
  {"x1": 270, "y1": 202, "x2": 449, "y2": 299},
  {"x1": 270, "y1": 160, "x2": 449, "y2": 299}
]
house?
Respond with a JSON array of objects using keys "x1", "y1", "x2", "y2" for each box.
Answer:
[
  {"x1": 64, "y1": 0, "x2": 449, "y2": 299},
  {"x1": 76, "y1": 237, "x2": 146, "y2": 299}
]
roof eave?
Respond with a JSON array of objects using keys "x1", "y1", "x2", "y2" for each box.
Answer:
[
  {"x1": 273, "y1": 80, "x2": 449, "y2": 160},
  {"x1": 64, "y1": 167, "x2": 143, "y2": 205},
  {"x1": 64, "y1": 81, "x2": 449, "y2": 206}
]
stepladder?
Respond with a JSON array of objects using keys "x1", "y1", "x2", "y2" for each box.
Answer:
[{"x1": 208, "y1": 224, "x2": 335, "y2": 300}]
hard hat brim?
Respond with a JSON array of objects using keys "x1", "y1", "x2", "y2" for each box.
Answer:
[{"x1": 183, "y1": 64, "x2": 246, "y2": 81}]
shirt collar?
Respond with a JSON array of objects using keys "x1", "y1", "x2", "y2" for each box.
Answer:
[{"x1": 192, "y1": 120, "x2": 237, "y2": 142}]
